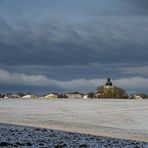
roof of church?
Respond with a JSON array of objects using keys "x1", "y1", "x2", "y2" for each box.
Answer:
[{"x1": 106, "y1": 77, "x2": 112, "y2": 86}]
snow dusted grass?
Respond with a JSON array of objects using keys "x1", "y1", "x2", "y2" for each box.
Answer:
[{"x1": 0, "y1": 123, "x2": 148, "y2": 148}]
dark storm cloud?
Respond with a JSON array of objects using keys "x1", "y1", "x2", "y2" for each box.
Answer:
[
  {"x1": 128, "y1": 0, "x2": 148, "y2": 13},
  {"x1": 114, "y1": 0, "x2": 148, "y2": 16},
  {"x1": 0, "y1": 16, "x2": 148, "y2": 67}
]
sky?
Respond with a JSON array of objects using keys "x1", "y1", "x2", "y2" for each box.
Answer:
[{"x1": 0, "y1": 0, "x2": 148, "y2": 94}]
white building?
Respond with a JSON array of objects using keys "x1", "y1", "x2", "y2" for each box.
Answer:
[
  {"x1": 44, "y1": 93, "x2": 58, "y2": 99},
  {"x1": 65, "y1": 93, "x2": 83, "y2": 99},
  {"x1": 83, "y1": 95, "x2": 89, "y2": 99},
  {"x1": 22, "y1": 95, "x2": 32, "y2": 99}
]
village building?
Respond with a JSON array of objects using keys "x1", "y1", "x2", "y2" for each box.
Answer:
[
  {"x1": 22, "y1": 95, "x2": 32, "y2": 99},
  {"x1": 128, "y1": 95, "x2": 143, "y2": 100},
  {"x1": 4, "y1": 94, "x2": 20, "y2": 98},
  {"x1": 83, "y1": 95, "x2": 89, "y2": 99},
  {"x1": 95, "y1": 92, "x2": 102, "y2": 98},
  {"x1": 65, "y1": 92, "x2": 83, "y2": 99},
  {"x1": 44, "y1": 93, "x2": 58, "y2": 99}
]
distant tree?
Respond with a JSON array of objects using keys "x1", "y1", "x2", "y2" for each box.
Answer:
[
  {"x1": 88, "y1": 92, "x2": 95, "y2": 98},
  {"x1": 63, "y1": 94, "x2": 68, "y2": 98},
  {"x1": 16, "y1": 92, "x2": 26, "y2": 97},
  {"x1": 0, "y1": 94, "x2": 5, "y2": 98},
  {"x1": 59, "y1": 94, "x2": 64, "y2": 98},
  {"x1": 114, "y1": 87, "x2": 126, "y2": 98},
  {"x1": 96, "y1": 86, "x2": 104, "y2": 93}
]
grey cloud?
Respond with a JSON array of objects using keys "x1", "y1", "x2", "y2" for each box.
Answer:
[
  {"x1": 0, "y1": 69, "x2": 55, "y2": 86},
  {"x1": 0, "y1": 68, "x2": 65, "y2": 93},
  {"x1": 89, "y1": 0, "x2": 148, "y2": 16},
  {"x1": 128, "y1": 0, "x2": 148, "y2": 14},
  {"x1": 0, "y1": 68, "x2": 103, "y2": 92},
  {"x1": 119, "y1": 66, "x2": 148, "y2": 76},
  {"x1": 115, "y1": 0, "x2": 148, "y2": 16},
  {"x1": 0, "y1": 68, "x2": 148, "y2": 93},
  {"x1": 0, "y1": 17, "x2": 148, "y2": 67},
  {"x1": 114, "y1": 77, "x2": 148, "y2": 90},
  {"x1": 0, "y1": 63, "x2": 108, "y2": 80}
]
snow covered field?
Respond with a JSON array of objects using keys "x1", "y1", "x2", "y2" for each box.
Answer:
[{"x1": 0, "y1": 98, "x2": 148, "y2": 142}]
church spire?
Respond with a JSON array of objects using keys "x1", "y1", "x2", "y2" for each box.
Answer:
[{"x1": 106, "y1": 77, "x2": 112, "y2": 86}]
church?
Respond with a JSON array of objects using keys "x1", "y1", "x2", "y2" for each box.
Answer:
[{"x1": 96, "y1": 77, "x2": 115, "y2": 98}]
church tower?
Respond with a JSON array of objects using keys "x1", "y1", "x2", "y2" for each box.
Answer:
[
  {"x1": 106, "y1": 77, "x2": 112, "y2": 86},
  {"x1": 103, "y1": 77, "x2": 115, "y2": 98}
]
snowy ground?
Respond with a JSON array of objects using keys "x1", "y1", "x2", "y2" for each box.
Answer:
[
  {"x1": 0, "y1": 123, "x2": 148, "y2": 148},
  {"x1": 0, "y1": 99, "x2": 148, "y2": 142}
]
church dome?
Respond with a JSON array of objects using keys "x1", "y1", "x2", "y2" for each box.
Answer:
[{"x1": 106, "y1": 77, "x2": 112, "y2": 86}]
